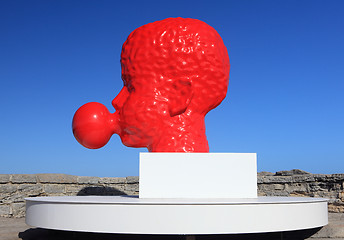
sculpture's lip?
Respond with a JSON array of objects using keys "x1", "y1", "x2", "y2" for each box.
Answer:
[
  {"x1": 123, "y1": 128, "x2": 133, "y2": 134},
  {"x1": 109, "y1": 112, "x2": 120, "y2": 135},
  {"x1": 123, "y1": 127, "x2": 139, "y2": 135}
]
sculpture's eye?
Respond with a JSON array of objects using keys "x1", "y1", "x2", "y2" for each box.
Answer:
[
  {"x1": 127, "y1": 82, "x2": 135, "y2": 93},
  {"x1": 122, "y1": 74, "x2": 135, "y2": 93}
]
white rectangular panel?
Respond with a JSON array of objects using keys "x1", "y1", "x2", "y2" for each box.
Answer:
[{"x1": 139, "y1": 153, "x2": 257, "y2": 198}]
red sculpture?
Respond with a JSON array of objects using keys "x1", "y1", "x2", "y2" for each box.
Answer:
[{"x1": 73, "y1": 18, "x2": 230, "y2": 152}]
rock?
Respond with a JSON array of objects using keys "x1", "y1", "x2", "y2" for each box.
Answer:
[
  {"x1": 292, "y1": 175, "x2": 315, "y2": 182},
  {"x1": 273, "y1": 184, "x2": 285, "y2": 190},
  {"x1": 259, "y1": 176, "x2": 293, "y2": 183},
  {"x1": 11, "y1": 203, "x2": 25, "y2": 218},
  {"x1": 328, "y1": 204, "x2": 344, "y2": 213},
  {"x1": 11, "y1": 174, "x2": 37, "y2": 183},
  {"x1": 99, "y1": 177, "x2": 126, "y2": 184},
  {"x1": 37, "y1": 174, "x2": 77, "y2": 184},
  {"x1": 124, "y1": 183, "x2": 139, "y2": 193},
  {"x1": 286, "y1": 183, "x2": 309, "y2": 194},
  {"x1": 126, "y1": 176, "x2": 139, "y2": 184},
  {"x1": 44, "y1": 184, "x2": 65, "y2": 194},
  {"x1": 0, "y1": 185, "x2": 17, "y2": 194},
  {"x1": 332, "y1": 174, "x2": 344, "y2": 181},
  {"x1": 0, "y1": 205, "x2": 11, "y2": 217},
  {"x1": 275, "y1": 169, "x2": 310, "y2": 176},
  {"x1": 257, "y1": 171, "x2": 274, "y2": 176},
  {"x1": 2, "y1": 194, "x2": 24, "y2": 203},
  {"x1": 0, "y1": 174, "x2": 10, "y2": 183},
  {"x1": 17, "y1": 184, "x2": 43, "y2": 196},
  {"x1": 65, "y1": 185, "x2": 84, "y2": 194},
  {"x1": 77, "y1": 176, "x2": 99, "y2": 184},
  {"x1": 108, "y1": 184, "x2": 125, "y2": 191}
]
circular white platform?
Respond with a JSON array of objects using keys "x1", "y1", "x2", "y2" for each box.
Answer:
[{"x1": 25, "y1": 196, "x2": 328, "y2": 235}]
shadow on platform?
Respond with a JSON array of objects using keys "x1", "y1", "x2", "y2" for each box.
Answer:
[
  {"x1": 77, "y1": 186, "x2": 127, "y2": 196},
  {"x1": 18, "y1": 227, "x2": 322, "y2": 240}
]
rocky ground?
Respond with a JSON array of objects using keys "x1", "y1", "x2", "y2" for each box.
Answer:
[{"x1": 1, "y1": 213, "x2": 343, "y2": 240}]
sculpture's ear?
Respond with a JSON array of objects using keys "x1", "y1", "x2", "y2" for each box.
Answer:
[{"x1": 166, "y1": 79, "x2": 193, "y2": 117}]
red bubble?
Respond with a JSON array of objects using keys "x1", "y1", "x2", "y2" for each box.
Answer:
[{"x1": 72, "y1": 102, "x2": 117, "y2": 149}]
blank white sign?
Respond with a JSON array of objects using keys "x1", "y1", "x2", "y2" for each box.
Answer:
[{"x1": 139, "y1": 153, "x2": 257, "y2": 199}]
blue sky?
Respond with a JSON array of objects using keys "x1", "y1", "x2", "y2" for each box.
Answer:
[{"x1": 1, "y1": 0, "x2": 343, "y2": 177}]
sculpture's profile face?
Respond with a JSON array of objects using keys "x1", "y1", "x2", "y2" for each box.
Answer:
[
  {"x1": 72, "y1": 17, "x2": 230, "y2": 152},
  {"x1": 111, "y1": 75, "x2": 168, "y2": 149}
]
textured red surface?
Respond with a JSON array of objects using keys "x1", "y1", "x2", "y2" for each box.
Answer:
[{"x1": 73, "y1": 17, "x2": 230, "y2": 152}]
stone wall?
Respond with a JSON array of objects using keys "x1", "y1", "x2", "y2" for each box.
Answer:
[
  {"x1": 0, "y1": 174, "x2": 139, "y2": 218},
  {"x1": 258, "y1": 170, "x2": 344, "y2": 213},
  {"x1": 0, "y1": 170, "x2": 343, "y2": 218}
]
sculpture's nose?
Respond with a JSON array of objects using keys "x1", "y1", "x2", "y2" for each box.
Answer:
[
  {"x1": 72, "y1": 102, "x2": 120, "y2": 149},
  {"x1": 112, "y1": 87, "x2": 129, "y2": 111}
]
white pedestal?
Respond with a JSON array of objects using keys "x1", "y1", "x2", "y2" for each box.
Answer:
[
  {"x1": 26, "y1": 196, "x2": 328, "y2": 234},
  {"x1": 25, "y1": 152, "x2": 328, "y2": 235},
  {"x1": 139, "y1": 153, "x2": 257, "y2": 198}
]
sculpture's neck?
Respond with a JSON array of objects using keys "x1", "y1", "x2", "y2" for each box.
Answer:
[{"x1": 148, "y1": 113, "x2": 209, "y2": 152}]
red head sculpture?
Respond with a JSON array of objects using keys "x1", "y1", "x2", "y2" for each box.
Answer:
[{"x1": 72, "y1": 17, "x2": 230, "y2": 152}]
